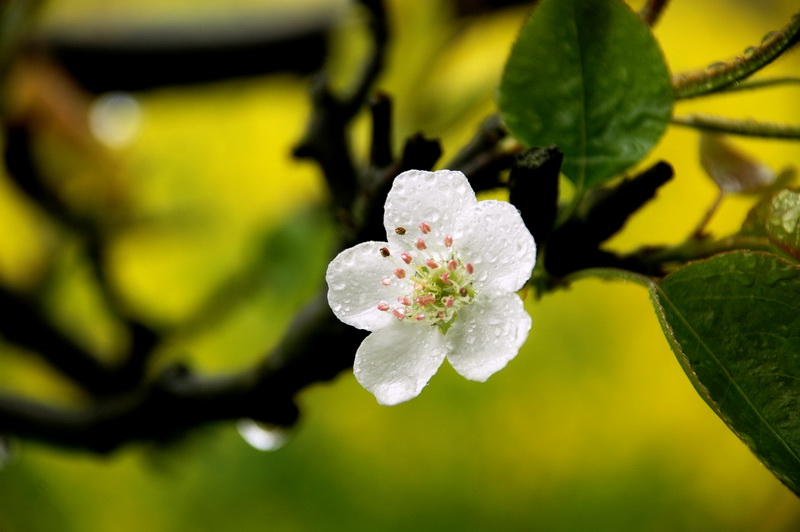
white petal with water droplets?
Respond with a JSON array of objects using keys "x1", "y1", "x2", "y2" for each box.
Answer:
[
  {"x1": 445, "y1": 293, "x2": 531, "y2": 382},
  {"x1": 326, "y1": 241, "x2": 397, "y2": 331},
  {"x1": 354, "y1": 322, "x2": 447, "y2": 405},
  {"x1": 454, "y1": 200, "x2": 536, "y2": 293},
  {"x1": 384, "y1": 169, "x2": 476, "y2": 250}
]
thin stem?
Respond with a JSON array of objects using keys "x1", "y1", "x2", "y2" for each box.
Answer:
[
  {"x1": 672, "y1": 10, "x2": 800, "y2": 99},
  {"x1": 639, "y1": 0, "x2": 671, "y2": 27},
  {"x1": 0, "y1": 294, "x2": 365, "y2": 453},
  {"x1": 716, "y1": 76, "x2": 800, "y2": 94},
  {"x1": 691, "y1": 190, "x2": 724, "y2": 238},
  {"x1": 672, "y1": 114, "x2": 800, "y2": 139}
]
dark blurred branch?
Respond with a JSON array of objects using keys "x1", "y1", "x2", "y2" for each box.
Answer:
[
  {"x1": 294, "y1": 0, "x2": 389, "y2": 211},
  {"x1": 0, "y1": 287, "x2": 120, "y2": 397},
  {"x1": 36, "y1": 8, "x2": 333, "y2": 93},
  {"x1": 447, "y1": 114, "x2": 519, "y2": 192},
  {"x1": 3, "y1": 121, "x2": 159, "y2": 393},
  {"x1": 369, "y1": 92, "x2": 393, "y2": 168},
  {"x1": 0, "y1": 294, "x2": 363, "y2": 453}
]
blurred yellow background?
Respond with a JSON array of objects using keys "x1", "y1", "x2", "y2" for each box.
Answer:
[{"x1": 0, "y1": 0, "x2": 799, "y2": 530}]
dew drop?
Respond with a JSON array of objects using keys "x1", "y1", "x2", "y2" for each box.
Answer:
[
  {"x1": 0, "y1": 435, "x2": 15, "y2": 469},
  {"x1": 89, "y1": 92, "x2": 142, "y2": 148},
  {"x1": 761, "y1": 31, "x2": 779, "y2": 44},
  {"x1": 237, "y1": 419, "x2": 291, "y2": 451}
]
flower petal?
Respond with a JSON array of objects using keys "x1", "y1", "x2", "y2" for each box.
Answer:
[
  {"x1": 384, "y1": 170, "x2": 477, "y2": 249},
  {"x1": 445, "y1": 293, "x2": 531, "y2": 382},
  {"x1": 326, "y1": 241, "x2": 398, "y2": 331},
  {"x1": 453, "y1": 200, "x2": 536, "y2": 293},
  {"x1": 354, "y1": 322, "x2": 447, "y2": 405}
]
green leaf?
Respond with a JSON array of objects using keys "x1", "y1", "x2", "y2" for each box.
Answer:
[
  {"x1": 498, "y1": 0, "x2": 673, "y2": 188},
  {"x1": 651, "y1": 251, "x2": 800, "y2": 494}
]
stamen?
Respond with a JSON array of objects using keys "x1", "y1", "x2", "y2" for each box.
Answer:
[
  {"x1": 414, "y1": 314, "x2": 426, "y2": 321},
  {"x1": 416, "y1": 238, "x2": 427, "y2": 250},
  {"x1": 419, "y1": 222, "x2": 432, "y2": 234},
  {"x1": 401, "y1": 253, "x2": 413, "y2": 264},
  {"x1": 395, "y1": 227, "x2": 407, "y2": 235},
  {"x1": 416, "y1": 294, "x2": 435, "y2": 306},
  {"x1": 393, "y1": 268, "x2": 406, "y2": 279},
  {"x1": 444, "y1": 235, "x2": 453, "y2": 247},
  {"x1": 398, "y1": 297, "x2": 412, "y2": 306},
  {"x1": 441, "y1": 272, "x2": 451, "y2": 285},
  {"x1": 377, "y1": 302, "x2": 390, "y2": 311},
  {"x1": 392, "y1": 308, "x2": 407, "y2": 321},
  {"x1": 466, "y1": 263, "x2": 474, "y2": 274},
  {"x1": 380, "y1": 247, "x2": 390, "y2": 257},
  {"x1": 447, "y1": 259, "x2": 457, "y2": 271},
  {"x1": 459, "y1": 287, "x2": 468, "y2": 297},
  {"x1": 426, "y1": 259, "x2": 439, "y2": 269},
  {"x1": 381, "y1": 278, "x2": 392, "y2": 286},
  {"x1": 443, "y1": 296, "x2": 454, "y2": 308}
]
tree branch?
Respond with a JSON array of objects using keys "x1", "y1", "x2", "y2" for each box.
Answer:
[{"x1": 0, "y1": 294, "x2": 363, "y2": 453}]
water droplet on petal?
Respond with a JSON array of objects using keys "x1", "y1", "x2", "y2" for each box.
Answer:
[{"x1": 237, "y1": 419, "x2": 291, "y2": 451}]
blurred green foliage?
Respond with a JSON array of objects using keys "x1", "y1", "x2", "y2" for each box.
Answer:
[{"x1": 0, "y1": 0, "x2": 799, "y2": 530}]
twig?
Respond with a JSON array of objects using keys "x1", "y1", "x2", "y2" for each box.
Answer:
[
  {"x1": 672, "y1": 10, "x2": 800, "y2": 99},
  {"x1": 293, "y1": 0, "x2": 389, "y2": 211},
  {"x1": 639, "y1": 0, "x2": 671, "y2": 27},
  {"x1": 672, "y1": 114, "x2": 800, "y2": 139},
  {"x1": 0, "y1": 295, "x2": 364, "y2": 453}
]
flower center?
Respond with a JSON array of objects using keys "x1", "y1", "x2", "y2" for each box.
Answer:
[{"x1": 377, "y1": 221, "x2": 476, "y2": 334}]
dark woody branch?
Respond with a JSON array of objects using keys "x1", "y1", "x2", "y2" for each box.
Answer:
[
  {"x1": 0, "y1": 295, "x2": 364, "y2": 453},
  {"x1": 293, "y1": 0, "x2": 389, "y2": 212}
]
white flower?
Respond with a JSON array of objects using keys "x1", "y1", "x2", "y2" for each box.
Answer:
[{"x1": 325, "y1": 169, "x2": 536, "y2": 405}]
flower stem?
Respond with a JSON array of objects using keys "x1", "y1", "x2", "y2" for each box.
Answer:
[{"x1": 691, "y1": 190, "x2": 724, "y2": 238}]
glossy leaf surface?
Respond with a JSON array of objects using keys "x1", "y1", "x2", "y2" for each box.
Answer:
[
  {"x1": 651, "y1": 252, "x2": 800, "y2": 494},
  {"x1": 499, "y1": 0, "x2": 673, "y2": 188}
]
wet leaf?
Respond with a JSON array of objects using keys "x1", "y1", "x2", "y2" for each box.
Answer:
[
  {"x1": 498, "y1": 0, "x2": 673, "y2": 188},
  {"x1": 651, "y1": 251, "x2": 800, "y2": 494},
  {"x1": 764, "y1": 189, "x2": 800, "y2": 259}
]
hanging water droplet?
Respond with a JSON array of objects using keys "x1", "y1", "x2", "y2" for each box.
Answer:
[
  {"x1": 237, "y1": 419, "x2": 291, "y2": 451},
  {"x1": 0, "y1": 435, "x2": 15, "y2": 469},
  {"x1": 88, "y1": 91, "x2": 142, "y2": 148},
  {"x1": 743, "y1": 46, "x2": 758, "y2": 58}
]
